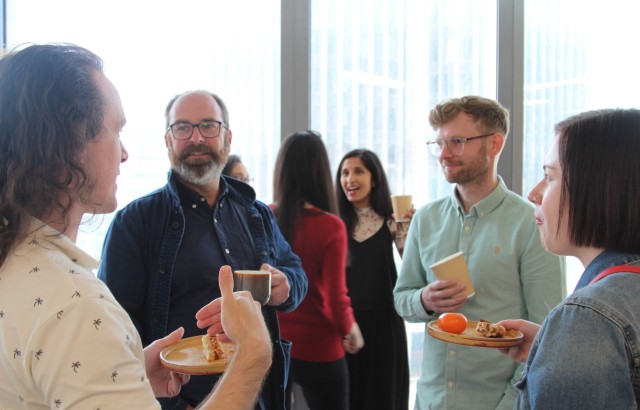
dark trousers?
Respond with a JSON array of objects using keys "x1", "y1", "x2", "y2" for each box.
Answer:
[{"x1": 286, "y1": 357, "x2": 349, "y2": 410}]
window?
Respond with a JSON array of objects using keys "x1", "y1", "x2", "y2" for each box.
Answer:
[
  {"x1": 5, "y1": 0, "x2": 280, "y2": 258},
  {"x1": 522, "y1": 0, "x2": 640, "y2": 291},
  {"x1": 309, "y1": 1, "x2": 497, "y2": 405},
  {"x1": 310, "y1": 0, "x2": 497, "y2": 206}
]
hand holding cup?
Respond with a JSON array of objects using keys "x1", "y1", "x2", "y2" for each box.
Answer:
[{"x1": 391, "y1": 194, "x2": 413, "y2": 222}]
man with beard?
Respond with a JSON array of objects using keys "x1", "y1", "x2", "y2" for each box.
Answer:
[
  {"x1": 393, "y1": 96, "x2": 565, "y2": 410},
  {"x1": 99, "y1": 90, "x2": 307, "y2": 410}
]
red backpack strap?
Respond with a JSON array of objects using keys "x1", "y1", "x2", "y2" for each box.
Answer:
[{"x1": 589, "y1": 265, "x2": 640, "y2": 285}]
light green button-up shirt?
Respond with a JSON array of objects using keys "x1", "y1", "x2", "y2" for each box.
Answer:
[{"x1": 394, "y1": 178, "x2": 565, "y2": 410}]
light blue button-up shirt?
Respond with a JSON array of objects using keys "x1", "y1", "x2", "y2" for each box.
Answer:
[{"x1": 394, "y1": 178, "x2": 565, "y2": 410}]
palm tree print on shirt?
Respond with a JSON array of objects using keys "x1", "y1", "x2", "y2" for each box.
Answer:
[{"x1": 72, "y1": 361, "x2": 81, "y2": 373}]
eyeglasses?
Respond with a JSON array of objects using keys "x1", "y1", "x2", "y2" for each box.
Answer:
[
  {"x1": 166, "y1": 120, "x2": 227, "y2": 140},
  {"x1": 426, "y1": 132, "x2": 494, "y2": 157},
  {"x1": 231, "y1": 175, "x2": 254, "y2": 184}
]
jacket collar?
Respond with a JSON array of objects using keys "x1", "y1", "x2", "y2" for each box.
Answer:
[
  {"x1": 166, "y1": 169, "x2": 257, "y2": 208},
  {"x1": 575, "y1": 250, "x2": 640, "y2": 291}
]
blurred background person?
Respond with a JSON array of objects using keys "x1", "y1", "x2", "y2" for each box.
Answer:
[
  {"x1": 222, "y1": 154, "x2": 253, "y2": 184},
  {"x1": 271, "y1": 131, "x2": 363, "y2": 410},
  {"x1": 336, "y1": 148, "x2": 410, "y2": 410}
]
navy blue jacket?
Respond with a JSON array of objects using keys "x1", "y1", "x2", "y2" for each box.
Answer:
[{"x1": 98, "y1": 171, "x2": 307, "y2": 409}]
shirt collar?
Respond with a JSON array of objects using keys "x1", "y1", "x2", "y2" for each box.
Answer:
[
  {"x1": 26, "y1": 217, "x2": 99, "y2": 271},
  {"x1": 450, "y1": 176, "x2": 508, "y2": 218}
]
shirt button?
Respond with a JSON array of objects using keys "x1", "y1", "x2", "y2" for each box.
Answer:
[
  {"x1": 449, "y1": 350, "x2": 455, "y2": 356},
  {"x1": 480, "y1": 211, "x2": 485, "y2": 217},
  {"x1": 447, "y1": 381, "x2": 454, "y2": 388},
  {"x1": 464, "y1": 226, "x2": 470, "y2": 232},
  {"x1": 200, "y1": 197, "x2": 205, "y2": 202},
  {"x1": 191, "y1": 204, "x2": 197, "y2": 209},
  {"x1": 214, "y1": 218, "x2": 218, "y2": 223},
  {"x1": 225, "y1": 249, "x2": 230, "y2": 254}
]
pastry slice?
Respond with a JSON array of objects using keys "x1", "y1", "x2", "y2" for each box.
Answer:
[
  {"x1": 475, "y1": 320, "x2": 506, "y2": 338},
  {"x1": 202, "y1": 334, "x2": 226, "y2": 362}
]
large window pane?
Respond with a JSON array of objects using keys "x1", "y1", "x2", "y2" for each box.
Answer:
[
  {"x1": 6, "y1": 0, "x2": 280, "y2": 259},
  {"x1": 310, "y1": 1, "x2": 497, "y2": 407},
  {"x1": 310, "y1": 0, "x2": 497, "y2": 207},
  {"x1": 523, "y1": 0, "x2": 640, "y2": 290}
]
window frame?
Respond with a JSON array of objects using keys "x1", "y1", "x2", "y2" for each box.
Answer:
[{"x1": 281, "y1": 0, "x2": 526, "y2": 194}]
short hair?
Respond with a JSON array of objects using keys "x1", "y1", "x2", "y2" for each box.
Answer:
[
  {"x1": 222, "y1": 154, "x2": 243, "y2": 176},
  {"x1": 556, "y1": 108, "x2": 640, "y2": 253},
  {"x1": 335, "y1": 149, "x2": 393, "y2": 234},
  {"x1": 0, "y1": 43, "x2": 105, "y2": 266},
  {"x1": 164, "y1": 90, "x2": 230, "y2": 129},
  {"x1": 428, "y1": 95, "x2": 510, "y2": 137},
  {"x1": 273, "y1": 130, "x2": 337, "y2": 242}
]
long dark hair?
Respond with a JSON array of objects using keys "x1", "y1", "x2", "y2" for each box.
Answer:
[
  {"x1": 273, "y1": 130, "x2": 337, "y2": 243},
  {"x1": 0, "y1": 43, "x2": 105, "y2": 266},
  {"x1": 222, "y1": 154, "x2": 242, "y2": 176},
  {"x1": 556, "y1": 108, "x2": 640, "y2": 253},
  {"x1": 335, "y1": 149, "x2": 393, "y2": 234}
]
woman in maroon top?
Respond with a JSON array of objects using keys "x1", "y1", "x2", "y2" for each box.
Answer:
[{"x1": 271, "y1": 131, "x2": 363, "y2": 410}]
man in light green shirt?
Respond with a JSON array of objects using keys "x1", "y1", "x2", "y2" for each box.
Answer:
[{"x1": 393, "y1": 96, "x2": 565, "y2": 410}]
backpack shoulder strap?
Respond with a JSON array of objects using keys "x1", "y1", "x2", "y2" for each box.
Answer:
[{"x1": 589, "y1": 265, "x2": 640, "y2": 285}]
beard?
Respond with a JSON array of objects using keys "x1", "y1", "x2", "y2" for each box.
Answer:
[
  {"x1": 441, "y1": 143, "x2": 491, "y2": 185},
  {"x1": 169, "y1": 140, "x2": 230, "y2": 186}
]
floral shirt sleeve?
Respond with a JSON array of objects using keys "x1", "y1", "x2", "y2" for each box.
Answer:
[
  {"x1": 387, "y1": 218, "x2": 409, "y2": 255},
  {"x1": 353, "y1": 207, "x2": 409, "y2": 256}
]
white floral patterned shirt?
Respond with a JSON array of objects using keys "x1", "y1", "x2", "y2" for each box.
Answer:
[
  {"x1": 352, "y1": 207, "x2": 408, "y2": 253},
  {"x1": 0, "y1": 219, "x2": 160, "y2": 409}
]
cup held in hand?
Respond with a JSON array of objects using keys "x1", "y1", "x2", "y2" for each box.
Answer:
[
  {"x1": 429, "y1": 252, "x2": 475, "y2": 299},
  {"x1": 391, "y1": 194, "x2": 413, "y2": 222},
  {"x1": 233, "y1": 270, "x2": 272, "y2": 305}
]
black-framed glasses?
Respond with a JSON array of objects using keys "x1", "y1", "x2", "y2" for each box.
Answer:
[
  {"x1": 166, "y1": 120, "x2": 227, "y2": 140},
  {"x1": 426, "y1": 132, "x2": 494, "y2": 157}
]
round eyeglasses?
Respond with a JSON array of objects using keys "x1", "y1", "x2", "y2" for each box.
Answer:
[
  {"x1": 167, "y1": 120, "x2": 227, "y2": 140},
  {"x1": 426, "y1": 132, "x2": 494, "y2": 157},
  {"x1": 231, "y1": 175, "x2": 254, "y2": 184}
]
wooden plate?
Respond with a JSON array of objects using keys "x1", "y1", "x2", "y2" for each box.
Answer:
[
  {"x1": 160, "y1": 335, "x2": 234, "y2": 375},
  {"x1": 427, "y1": 320, "x2": 523, "y2": 348}
]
